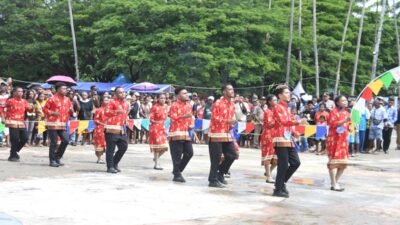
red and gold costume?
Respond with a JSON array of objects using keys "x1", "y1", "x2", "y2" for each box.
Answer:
[
  {"x1": 43, "y1": 93, "x2": 72, "y2": 130},
  {"x1": 260, "y1": 108, "x2": 277, "y2": 165},
  {"x1": 104, "y1": 98, "x2": 129, "y2": 134},
  {"x1": 149, "y1": 103, "x2": 168, "y2": 152},
  {"x1": 209, "y1": 97, "x2": 235, "y2": 142},
  {"x1": 4, "y1": 98, "x2": 30, "y2": 128},
  {"x1": 326, "y1": 107, "x2": 350, "y2": 169},
  {"x1": 272, "y1": 101, "x2": 297, "y2": 147},
  {"x1": 93, "y1": 106, "x2": 107, "y2": 151},
  {"x1": 168, "y1": 99, "x2": 193, "y2": 141}
]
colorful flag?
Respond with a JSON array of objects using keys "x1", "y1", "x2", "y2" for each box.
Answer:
[
  {"x1": 315, "y1": 125, "x2": 327, "y2": 138},
  {"x1": 38, "y1": 121, "x2": 46, "y2": 134},
  {"x1": 304, "y1": 125, "x2": 317, "y2": 138},
  {"x1": 369, "y1": 79, "x2": 383, "y2": 95},
  {"x1": 78, "y1": 120, "x2": 89, "y2": 134},
  {"x1": 69, "y1": 120, "x2": 79, "y2": 134},
  {"x1": 194, "y1": 119, "x2": 203, "y2": 130},
  {"x1": 127, "y1": 119, "x2": 135, "y2": 130},
  {"x1": 360, "y1": 87, "x2": 373, "y2": 101},
  {"x1": 202, "y1": 119, "x2": 210, "y2": 130},
  {"x1": 88, "y1": 120, "x2": 96, "y2": 132},
  {"x1": 142, "y1": 119, "x2": 150, "y2": 131},
  {"x1": 0, "y1": 123, "x2": 5, "y2": 133},
  {"x1": 237, "y1": 122, "x2": 246, "y2": 133},
  {"x1": 294, "y1": 125, "x2": 305, "y2": 134},
  {"x1": 134, "y1": 119, "x2": 142, "y2": 130},
  {"x1": 380, "y1": 72, "x2": 394, "y2": 88},
  {"x1": 351, "y1": 109, "x2": 361, "y2": 125},
  {"x1": 245, "y1": 122, "x2": 255, "y2": 134},
  {"x1": 390, "y1": 67, "x2": 400, "y2": 82},
  {"x1": 354, "y1": 98, "x2": 366, "y2": 111}
]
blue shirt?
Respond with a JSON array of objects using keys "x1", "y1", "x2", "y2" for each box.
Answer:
[
  {"x1": 385, "y1": 106, "x2": 397, "y2": 127},
  {"x1": 359, "y1": 108, "x2": 370, "y2": 131}
]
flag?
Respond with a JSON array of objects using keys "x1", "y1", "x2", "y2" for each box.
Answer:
[
  {"x1": 0, "y1": 123, "x2": 5, "y2": 133},
  {"x1": 369, "y1": 79, "x2": 383, "y2": 95},
  {"x1": 69, "y1": 120, "x2": 79, "y2": 134},
  {"x1": 304, "y1": 125, "x2": 317, "y2": 138},
  {"x1": 165, "y1": 118, "x2": 170, "y2": 133},
  {"x1": 360, "y1": 87, "x2": 373, "y2": 101},
  {"x1": 315, "y1": 125, "x2": 327, "y2": 138},
  {"x1": 380, "y1": 72, "x2": 394, "y2": 88},
  {"x1": 142, "y1": 119, "x2": 150, "y2": 131},
  {"x1": 390, "y1": 66, "x2": 400, "y2": 82},
  {"x1": 294, "y1": 125, "x2": 305, "y2": 134},
  {"x1": 202, "y1": 119, "x2": 210, "y2": 130},
  {"x1": 127, "y1": 119, "x2": 135, "y2": 130},
  {"x1": 354, "y1": 98, "x2": 366, "y2": 111},
  {"x1": 88, "y1": 120, "x2": 96, "y2": 132},
  {"x1": 194, "y1": 119, "x2": 203, "y2": 130},
  {"x1": 233, "y1": 123, "x2": 240, "y2": 141},
  {"x1": 78, "y1": 120, "x2": 89, "y2": 134},
  {"x1": 237, "y1": 122, "x2": 246, "y2": 133},
  {"x1": 245, "y1": 122, "x2": 255, "y2": 134},
  {"x1": 38, "y1": 121, "x2": 46, "y2": 134},
  {"x1": 134, "y1": 119, "x2": 142, "y2": 130},
  {"x1": 351, "y1": 109, "x2": 361, "y2": 125}
]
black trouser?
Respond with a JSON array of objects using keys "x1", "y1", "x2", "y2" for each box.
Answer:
[
  {"x1": 383, "y1": 127, "x2": 393, "y2": 152},
  {"x1": 169, "y1": 140, "x2": 193, "y2": 176},
  {"x1": 105, "y1": 133, "x2": 128, "y2": 169},
  {"x1": 275, "y1": 147, "x2": 301, "y2": 191},
  {"x1": 208, "y1": 141, "x2": 236, "y2": 182},
  {"x1": 48, "y1": 130, "x2": 69, "y2": 163},
  {"x1": 9, "y1": 127, "x2": 28, "y2": 158}
]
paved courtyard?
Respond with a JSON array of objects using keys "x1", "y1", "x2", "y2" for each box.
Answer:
[{"x1": 0, "y1": 141, "x2": 399, "y2": 225}]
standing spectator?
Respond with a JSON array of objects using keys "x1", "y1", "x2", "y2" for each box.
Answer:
[
  {"x1": 25, "y1": 90, "x2": 36, "y2": 146},
  {"x1": 191, "y1": 92, "x2": 200, "y2": 117},
  {"x1": 235, "y1": 95, "x2": 249, "y2": 147},
  {"x1": 396, "y1": 100, "x2": 400, "y2": 150},
  {"x1": 367, "y1": 100, "x2": 387, "y2": 153},
  {"x1": 321, "y1": 92, "x2": 335, "y2": 111},
  {"x1": 383, "y1": 98, "x2": 397, "y2": 154},
  {"x1": 203, "y1": 97, "x2": 214, "y2": 143},
  {"x1": 67, "y1": 90, "x2": 79, "y2": 146},
  {"x1": 195, "y1": 99, "x2": 206, "y2": 143},
  {"x1": 312, "y1": 95, "x2": 320, "y2": 111},
  {"x1": 128, "y1": 93, "x2": 140, "y2": 144},
  {"x1": 359, "y1": 105, "x2": 370, "y2": 153},
  {"x1": 253, "y1": 96, "x2": 267, "y2": 148},
  {"x1": 32, "y1": 93, "x2": 47, "y2": 146},
  {"x1": 89, "y1": 85, "x2": 101, "y2": 108},
  {"x1": 314, "y1": 103, "x2": 330, "y2": 154},
  {"x1": 139, "y1": 95, "x2": 152, "y2": 144},
  {"x1": 302, "y1": 101, "x2": 316, "y2": 151},
  {"x1": 77, "y1": 92, "x2": 94, "y2": 145}
]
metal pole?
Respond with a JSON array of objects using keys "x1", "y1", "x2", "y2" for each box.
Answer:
[{"x1": 68, "y1": 0, "x2": 80, "y2": 81}]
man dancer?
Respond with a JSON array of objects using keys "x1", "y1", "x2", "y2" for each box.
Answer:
[
  {"x1": 104, "y1": 87, "x2": 130, "y2": 174},
  {"x1": 208, "y1": 84, "x2": 236, "y2": 188},
  {"x1": 168, "y1": 87, "x2": 194, "y2": 182},
  {"x1": 4, "y1": 87, "x2": 32, "y2": 161},
  {"x1": 43, "y1": 82, "x2": 73, "y2": 167},
  {"x1": 272, "y1": 85, "x2": 307, "y2": 198}
]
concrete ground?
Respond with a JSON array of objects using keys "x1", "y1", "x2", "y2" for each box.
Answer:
[{"x1": 0, "y1": 140, "x2": 399, "y2": 225}]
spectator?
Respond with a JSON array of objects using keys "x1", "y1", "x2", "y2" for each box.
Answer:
[
  {"x1": 128, "y1": 93, "x2": 140, "y2": 144},
  {"x1": 367, "y1": 100, "x2": 387, "y2": 153},
  {"x1": 253, "y1": 96, "x2": 267, "y2": 148},
  {"x1": 383, "y1": 98, "x2": 397, "y2": 154},
  {"x1": 321, "y1": 92, "x2": 335, "y2": 111},
  {"x1": 77, "y1": 91, "x2": 94, "y2": 145}
]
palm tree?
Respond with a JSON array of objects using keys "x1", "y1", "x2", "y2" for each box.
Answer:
[
  {"x1": 392, "y1": 0, "x2": 400, "y2": 65},
  {"x1": 298, "y1": 0, "x2": 303, "y2": 83},
  {"x1": 371, "y1": 0, "x2": 387, "y2": 79},
  {"x1": 334, "y1": 0, "x2": 354, "y2": 95},
  {"x1": 286, "y1": 0, "x2": 296, "y2": 85},
  {"x1": 313, "y1": 0, "x2": 320, "y2": 96},
  {"x1": 351, "y1": 0, "x2": 367, "y2": 96},
  {"x1": 269, "y1": 0, "x2": 272, "y2": 9}
]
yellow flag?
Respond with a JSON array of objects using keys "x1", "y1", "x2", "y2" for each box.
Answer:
[
  {"x1": 304, "y1": 125, "x2": 317, "y2": 138},
  {"x1": 78, "y1": 120, "x2": 89, "y2": 134},
  {"x1": 349, "y1": 122, "x2": 355, "y2": 135},
  {"x1": 369, "y1": 79, "x2": 383, "y2": 95},
  {"x1": 38, "y1": 121, "x2": 46, "y2": 134}
]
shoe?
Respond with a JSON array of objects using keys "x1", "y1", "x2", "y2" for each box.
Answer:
[
  {"x1": 96, "y1": 159, "x2": 105, "y2": 164},
  {"x1": 173, "y1": 175, "x2": 186, "y2": 183},
  {"x1": 114, "y1": 165, "x2": 121, "y2": 173},
  {"x1": 107, "y1": 168, "x2": 118, "y2": 174},
  {"x1": 266, "y1": 179, "x2": 275, "y2": 184},
  {"x1": 282, "y1": 184, "x2": 289, "y2": 195},
  {"x1": 217, "y1": 173, "x2": 228, "y2": 185},
  {"x1": 272, "y1": 189, "x2": 289, "y2": 198},
  {"x1": 55, "y1": 159, "x2": 64, "y2": 166},
  {"x1": 330, "y1": 184, "x2": 345, "y2": 192},
  {"x1": 8, "y1": 157, "x2": 20, "y2": 162},
  {"x1": 153, "y1": 166, "x2": 163, "y2": 170},
  {"x1": 49, "y1": 162, "x2": 60, "y2": 167},
  {"x1": 208, "y1": 181, "x2": 225, "y2": 188},
  {"x1": 224, "y1": 171, "x2": 231, "y2": 178}
]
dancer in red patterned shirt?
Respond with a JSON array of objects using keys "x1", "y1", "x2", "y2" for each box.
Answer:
[
  {"x1": 104, "y1": 87, "x2": 130, "y2": 174},
  {"x1": 272, "y1": 85, "x2": 307, "y2": 198},
  {"x1": 168, "y1": 87, "x2": 194, "y2": 183},
  {"x1": 43, "y1": 82, "x2": 73, "y2": 167},
  {"x1": 4, "y1": 87, "x2": 33, "y2": 162},
  {"x1": 208, "y1": 84, "x2": 236, "y2": 188},
  {"x1": 149, "y1": 93, "x2": 169, "y2": 170},
  {"x1": 93, "y1": 96, "x2": 110, "y2": 164}
]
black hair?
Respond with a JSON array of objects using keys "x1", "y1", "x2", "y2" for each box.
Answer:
[
  {"x1": 266, "y1": 94, "x2": 276, "y2": 108},
  {"x1": 334, "y1": 95, "x2": 346, "y2": 106},
  {"x1": 221, "y1": 84, "x2": 232, "y2": 92},
  {"x1": 319, "y1": 103, "x2": 326, "y2": 109},
  {"x1": 114, "y1": 86, "x2": 124, "y2": 92},
  {"x1": 174, "y1": 87, "x2": 186, "y2": 95},
  {"x1": 274, "y1": 85, "x2": 290, "y2": 96},
  {"x1": 13, "y1": 86, "x2": 23, "y2": 92},
  {"x1": 389, "y1": 97, "x2": 395, "y2": 102},
  {"x1": 307, "y1": 100, "x2": 313, "y2": 105}
]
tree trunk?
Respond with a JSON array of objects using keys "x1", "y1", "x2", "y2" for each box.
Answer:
[
  {"x1": 393, "y1": 0, "x2": 400, "y2": 65},
  {"x1": 334, "y1": 0, "x2": 354, "y2": 95},
  {"x1": 313, "y1": 0, "x2": 320, "y2": 97},
  {"x1": 268, "y1": 0, "x2": 272, "y2": 9},
  {"x1": 286, "y1": 0, "x2": 295, "y2": 85},
  {"x1": 298, "y1": 0, "x2": 303, "y2": 83},
  {"x1": 371, "y1": 0, "x2": 387, "y2": 79},
  {"x1": 351, "y1": 0, "x2": 366, "y2": 96}
]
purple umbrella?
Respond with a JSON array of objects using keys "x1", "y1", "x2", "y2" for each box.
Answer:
[
  {"x1": 46, "y1": 75, "x2": 77, "y2": 86},
  {"x1": 131, "y1": 82, "x2": 159, "y2": 91}
]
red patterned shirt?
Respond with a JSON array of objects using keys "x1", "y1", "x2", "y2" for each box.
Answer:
[
  {"x1": 169, "y1": 99, "x2": 193, "y2": 141},
  {"x1": 4, "y1": 98, "x2": 30, "y2": 128},
  {"x1": 43, "y1": 93, "x2": 72, "y2": 130},
  {"x1": 272, "y1": 101, "x2": 297, "y2": 147},
  {"x1": 209, "y1": 97, "x2": 235, "y2": 142},
  {"x1": 104, "y1": 98, "x2": 129, "y2": 134}
]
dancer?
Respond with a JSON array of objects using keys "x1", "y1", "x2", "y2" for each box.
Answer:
[{"x1": 93, "y1": 96, "x2": 110, "y2": 163}]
